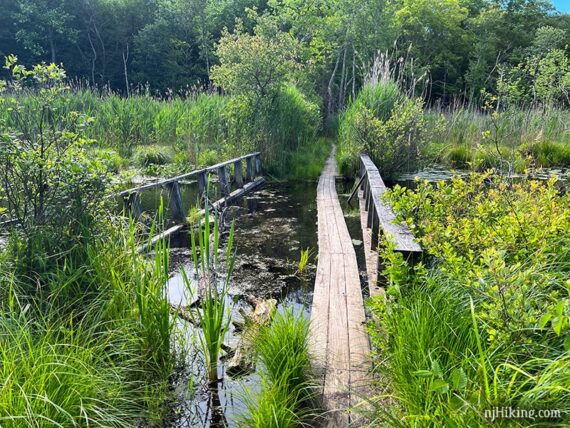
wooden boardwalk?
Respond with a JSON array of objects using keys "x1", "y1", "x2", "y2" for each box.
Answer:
[{"x1": 311, "y1": 149, "x2": 370, "y2": 426}]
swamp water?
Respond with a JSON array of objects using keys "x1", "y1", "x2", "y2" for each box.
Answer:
[{"x1": 134, "y1": 181, "x2": 318, "y2": 427}]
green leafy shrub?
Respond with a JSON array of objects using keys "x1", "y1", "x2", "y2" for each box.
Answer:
[
  {"x1": 90, "y1": 148, "x2": 128, "y2": 173},
  {"x1": 369, "y1": 174, "x2": 570, "y2": 425},
  {"x1": 338, "y1": 80, "x2": 444, "y2": 179},
  {"x1": 0, "y1": 58, "x2": 109, "y2": 270}
]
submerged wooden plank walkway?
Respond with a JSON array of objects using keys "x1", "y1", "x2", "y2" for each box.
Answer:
[{"x1": 311, "y1": 149, "x2": 370, "y2": 426}]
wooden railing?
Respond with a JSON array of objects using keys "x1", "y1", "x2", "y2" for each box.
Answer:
[
  {"x1": 359, "y1": 153, "x2": 421, "y2": 260},
  {"x1": 118, "y1": 152, "x2": 263, "y2": 223}
]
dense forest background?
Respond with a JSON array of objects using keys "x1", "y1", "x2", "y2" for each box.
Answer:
[{"x1": 1, "y1": 0, "x2": 568, "y2": 111}]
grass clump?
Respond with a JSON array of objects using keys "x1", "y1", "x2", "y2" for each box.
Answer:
[
  {"x1": 183, "y1": 199, "x2": 235, "y2": 384},
  {"x1": 240, "y1": 307, "x2": 318, "y2": 427},
  {"x1": 132, "y1": 145, "x2": 174, "y2": 168},
  {"x1": 525, "y1": 141, "x2": 570, "y2": 168},
  {"x1": 0, "y1": 308, "x2": 145, "y2": 427}
]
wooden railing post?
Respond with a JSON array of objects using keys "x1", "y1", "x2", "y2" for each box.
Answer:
[
  {"x1": 126, "y1": 192, "x2": 143, "y2": 221},
  {"x1": 167, "y1": 181, "x2": 185, "y2": 222},
  {"x1": 366, "y1": 190, "x2": 374, "y2": 228},
  {"x1": 234, "y1": 159, "x2": 244, "y2": 188},
  {"x1": 371, "y1": 212, "x2": 380, "y2": 250},
  {"x1": 198, "y1": 171, "x2": 207, "y2": 196},
  {"x1": 218, "y1": 165, "x2": 230, "y2": 197},
  {"x1": 246, "y1": 156, "x2": 254, "y2": 182},
  {"x1": 255, "y1": 153, "x2": 262, "y2": 175}
]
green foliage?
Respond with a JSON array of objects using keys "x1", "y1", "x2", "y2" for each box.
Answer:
[
  {"x1": 338, "y1": 81, "x2": 439, "y2": 179},
  {"x1": 131, "y1": 144, "x2": 174, "y2": 168},
  {"x1": 0, "y1": 58, "x2": 109, "y2": 266},
  {"x1": 211, "y1": 14, "x2": 301, "y2": 98},
  {"x1": 525, "y1": 141, "x2": 570, "y2": 167},
  {"x1": 425, "y1": 106, "x2": 570, "y2": 171},
  {"x1": 498, "y1": 48, "x2": 570, "y2": 107},
  {"x1": 183, "y1": 202, "x2": 235, "y2": 384},
  {"x1": 369, "y1": 174, "x2": 570, "y2": 425},
  {"x1": 0, "y1": 309, "x2": 145, "y2": 427},
  {"x1": 0, "y1": 218, "x2": 179, "y2": 426},
  {"x1": 241, "y1": 306, "x2": 317, "y2": 427}
]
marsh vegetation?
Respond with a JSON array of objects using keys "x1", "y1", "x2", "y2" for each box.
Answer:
[{"x1": 1, "y1": 0, "x2": 569, "y2": 427}]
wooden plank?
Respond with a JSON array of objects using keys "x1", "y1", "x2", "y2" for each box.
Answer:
[
  {"x1": 115, "y1": 152, "x2": 260, "y2": 197},
  {"x1": 137, "y1": 177, "x2": 266, "y2": 253},
  {"x1": 126, "y1": 192, "x2": 143, "y2": 220},
  {"x1": 218, "y1": 165, "x2": 230, "y2": 197},
  {"x1": 197, "y1": 171, "x2": 207, "y2": 196},
  {"x1": 255, "y1": 153, "x2": 262, "y2": 175},
  {"x1": 360, "y1": 154, "x2": 421, "y2": 254},
  {"x1": 167, "y1": 181, "x2": 185, "y2": 222},
  {"x1": 311, "y1": 148, "x2": 371, "y2": 426},
  {"x1": 359, "y1": 190, "x2": 381, "y2": 297},
  {"x1": 246, "y1": 157, "x2": 254, "y2": 182},
  {"x1": 234, "y1": 159, "x2": 244, "y2": 188}
]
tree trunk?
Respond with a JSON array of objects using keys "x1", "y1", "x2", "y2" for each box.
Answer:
[
  {"x1": 338, "y1": 43, "x2": 348, "y2": 110},
  {"x1": 123, "y1": 43, "x2": 130, "y2": 97},
  {"x1": 327, "y1": 50, "x2": 341, "y2": 117}
]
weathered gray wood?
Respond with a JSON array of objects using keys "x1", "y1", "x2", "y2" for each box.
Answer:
[
  {"x1": 167, "y1": 181, "x2": 185, "y2": 222},
  {"x1": 347, "y1": 171, "x2": 366, "y2": 207},
  {"x1": 255, "y1": 153, "x2": 262, "y2": 175},
  {"x1": 197, "y1": 171, "x2": 207, "y2": 196},
  {"x1": 136, "y1": 177, "x2": 266, "y2": 253},
  {"x1": 358, "y1": 189, "x2": 380, "y2": 296},
  {"x1": 218, "y1": 165, "x2": 230, "y2": 197},
  {"x1": 246, "y1": 157, "x2": 254, "y2": 182},
  {"x1": 311, "y1": 149, "x2": 370, "y2": 427},
  {"x1": 115, "y1": 152, "x2": 261, "y2": 197},
  {"x1": 360, "y1": 154, "x2": 421, "y2": 254},
  {"x1": 234, "y1": 159, "x2": 244, "y2": 188},
  {"x1": 126, "y1": 192, "x2": 143, "y2": 220},
  {"x1": 227, "y1": 298, "x2": 277, "y2": 376}
]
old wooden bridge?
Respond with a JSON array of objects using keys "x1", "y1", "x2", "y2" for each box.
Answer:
[
  {"x1": 117, "y1": 152, "x2": 265, "y2": 249},
  {"x1": 311, "y1": 149, "x2": 421, "y2": 426}
]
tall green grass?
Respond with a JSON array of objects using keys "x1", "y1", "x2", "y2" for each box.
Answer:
[
  {"x1": 0, "y1": 87, "x2": 323, "y2": 178},
  {"x1": 240, "y1": 307, "x2": 318, "y2": 427},
  {"x1": 426, "y1": 107, "x2": 570, "y2": 170},
  {"x1": 0, "y1": 217, "x2": 179, "y2": 425}
]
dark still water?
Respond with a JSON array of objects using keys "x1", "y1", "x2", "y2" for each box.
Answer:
[{"x1": 163, "y1": 180, "x2": 318, "y2": 428}]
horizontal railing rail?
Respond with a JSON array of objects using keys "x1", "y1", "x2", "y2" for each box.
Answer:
[
  {"x1": 115, "y1": 152, "x2": 261, "y2": 197},
  {"x1": 1, "y1": 152, "x2": 264, "y2": 232},
  {"x1": 359, "y1": 153, "x2": 421, "y2": 259}
]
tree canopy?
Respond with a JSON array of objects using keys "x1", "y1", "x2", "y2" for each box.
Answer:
[{"x1": 0, "y1": 0, "x2": 568, "y2": 108}]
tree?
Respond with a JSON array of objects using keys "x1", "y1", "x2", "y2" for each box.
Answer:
[
  {"x1": 211, "y1": 14, "x2": 302, "y2": 98},
  {"x1": 12, "y1": 0, "x2": 77, "y2": 63}
]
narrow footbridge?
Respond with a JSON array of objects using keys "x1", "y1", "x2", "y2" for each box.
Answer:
[
  {"x1": 117, "y1": 152, "x2": 265, "y2": 249},
  {"x1": 311, "y1": 150, "x2": 421, "y2": 426}
]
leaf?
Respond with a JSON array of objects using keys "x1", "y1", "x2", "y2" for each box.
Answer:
[
  {"x1": 539, "y1": 313, "x2": 552, "y2": 329},
  {"x1": 413, "y1": 369, "x2": 433, "y2": 378},
  {"x1": 430, "y1": 379, "x2": 449, "y2": 394},
  {"x1": 431, "y1": 360, "x2": 443, "y2": 378},
  {"x1": 450, "y1": 367, "x2": 467, "y2": 390},
  {"x1": 563, "y1": 335, "x2": 570, "y2": 352}
]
